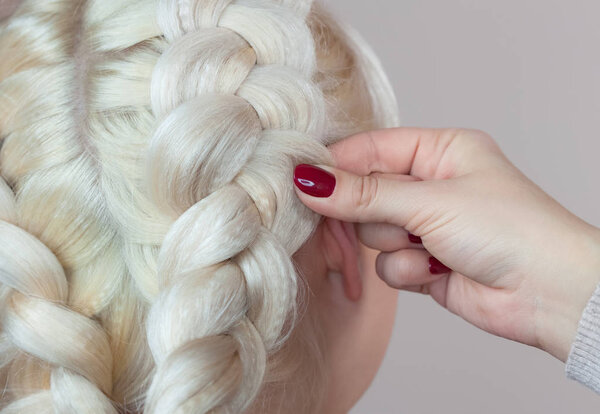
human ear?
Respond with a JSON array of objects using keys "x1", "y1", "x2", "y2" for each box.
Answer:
[{"x1": 321, "y1": 217, "x2": 362, "y2": 301}]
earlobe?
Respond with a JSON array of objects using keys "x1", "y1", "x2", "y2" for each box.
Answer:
[{"x1": 322, "y1": 217, "x2": 363, "y2": 302}]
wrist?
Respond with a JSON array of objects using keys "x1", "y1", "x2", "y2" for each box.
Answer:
[{"x1": 535, "y1": 223, "x2": 600, "y2": 362}]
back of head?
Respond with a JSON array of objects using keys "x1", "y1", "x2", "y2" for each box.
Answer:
[{"x1": 0, "y1": 0, "x2": 398, "y2": 412}]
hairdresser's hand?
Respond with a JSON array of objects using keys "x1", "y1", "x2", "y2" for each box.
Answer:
[{"x1": 293, "y1": 127, "x2": 600, "y2": 362}]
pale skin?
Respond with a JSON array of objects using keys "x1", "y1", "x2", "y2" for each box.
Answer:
[
  {"x1": 292, "y1": 216, "x2": 399, "y2": 414},
  {"x1": 293, "y1": 127, "x2": 600, "y2": 412}
]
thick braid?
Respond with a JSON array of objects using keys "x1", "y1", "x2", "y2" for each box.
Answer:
[
  {"x1": 0, "y1": 178, "x2": 117, "y2": 412},
  {"x1": 1, "y1": 0, "x2": 397, "y2": 411},
  {"x1": 144, "y1": 0, "x2": 333, "y2": 411},
  {"x1": 0, "y1": 1, "x2": 150, "y2": 412}
]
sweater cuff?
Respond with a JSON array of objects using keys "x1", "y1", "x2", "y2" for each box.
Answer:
[{"x1": 565, "y1": 281, "x2": 600, "y2": 394}]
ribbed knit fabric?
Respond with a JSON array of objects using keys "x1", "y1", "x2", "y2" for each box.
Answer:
[{"x1": 565, "y1": 281, "x2": 600, "y2": 394}]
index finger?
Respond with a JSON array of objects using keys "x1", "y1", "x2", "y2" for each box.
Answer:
[{"x1": 327, "y1": 127, "x2": 493, "y2": 180}]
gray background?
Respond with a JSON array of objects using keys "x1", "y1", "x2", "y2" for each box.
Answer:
[
  {"x1": 324, "y1": 0, "x2": 600, "y2": 413},
  {"x1": 1, "y1": 0, "x2": 599, "y2": 412}
]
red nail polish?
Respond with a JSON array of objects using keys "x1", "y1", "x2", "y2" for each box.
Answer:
[
  {"x1": 293, "y1": 164, "x2": 336, "y2": 198},
  {"x1": 408, "y1": 233, "x2": 422, "y2": 244},
  {"x1": 429, "y1": 256, "x2": 451, "y2": 274}
]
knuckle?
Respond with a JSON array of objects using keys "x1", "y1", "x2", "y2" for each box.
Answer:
[
  {"x1": 463, "y1": 128, "x2": 489, "y2": 138},
  {"x1": 456, "y1": 128, "x2": 498, "y2": 148},
  {"x1": 377, "y1": 251, "x2": 408, "y2": 288},
  {"x1": 376, "y1": 252, "x2": 394, "y2": 284},
  {"x1": 444, "y1": 127, "x2": 484, "y2": 141},
  {"x1": 351, "y1": 175, "x2": 379, "y2": 213},
  {"x1": 440, "y1": 128, "x2": 503, "y2": 160}
]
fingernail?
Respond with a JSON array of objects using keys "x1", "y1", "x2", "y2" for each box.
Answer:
[
  {"x1": 293, "y1": 164, "x2": 336, "y2": 198},
  {"x1": 429, "y1": 256, "x2": 451, "y2": 274},
  {"x1": 408, "y1": 233, "x2": 422, "y2": 244}
]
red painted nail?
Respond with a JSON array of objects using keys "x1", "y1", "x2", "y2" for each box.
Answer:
[
  {"x1": 429, "y1": 256, "x2": 451, "y2": 274},
  {"x1": 408, "y1": 233, "x2": 422, "y2": 244},
  {"x1": 293, "y1": 164, "x2": 336, "y2": 198}
]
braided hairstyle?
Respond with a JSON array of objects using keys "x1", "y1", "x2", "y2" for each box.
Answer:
[{"x1": 0, "y1": 0, "x2": 398, "y2": 412}]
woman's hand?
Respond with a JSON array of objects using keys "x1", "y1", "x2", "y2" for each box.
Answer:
[{"x1": 293, "y1": 127, "x2": 600, "y2": 362}]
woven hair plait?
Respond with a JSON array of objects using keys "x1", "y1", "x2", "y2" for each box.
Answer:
[
  {"x1": 143, "y1": 0, "x2": 333, "y2": 412},
  {"x1": 0, "y1": 2, "x2": 122, "y2": 412},
  {"x1": 0, "y1": 0, "x2": 382, "y2": 411}
]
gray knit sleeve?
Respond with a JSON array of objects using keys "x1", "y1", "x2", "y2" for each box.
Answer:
[{"x1": 565, "y1": 281, "x2": 600, "y2": 394}]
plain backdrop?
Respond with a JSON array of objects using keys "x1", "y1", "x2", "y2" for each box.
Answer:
[
  {"x1": 323, "y1": 1, "x2": 600, "y2": 413},
  {"x1": 1, "y1": 1, "x2": 599, "y2": 413}
]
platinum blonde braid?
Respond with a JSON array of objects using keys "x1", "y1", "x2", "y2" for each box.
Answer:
[
  {"x1": 0, "y1": 1, "x2": 158, "y2": 412},
  {"x1": 143, "y1": 0, "x2": 333, "y2": 412},
  {"x1": 0, "y1": 0, "x2": 399, "y2": 411},
  {"x1": 0, "y1": 196, "x2": 116, "y2": 414}
]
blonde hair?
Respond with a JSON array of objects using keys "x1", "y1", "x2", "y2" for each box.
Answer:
[{"x1": 0, "y1": 0, "x2": 398, "y2": 412}]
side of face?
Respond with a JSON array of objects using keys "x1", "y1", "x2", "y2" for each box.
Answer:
[{"x1": 292, "y1": 217, "x2": 399, "y2": 413}]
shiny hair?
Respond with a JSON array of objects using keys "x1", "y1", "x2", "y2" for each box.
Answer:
[{"x1": 0, "y1": 0, "x2": 398, "y2": 412}]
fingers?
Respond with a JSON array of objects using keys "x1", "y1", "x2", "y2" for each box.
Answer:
[
  {"x1": 293, "y1": 164, "x2": 436, "y2": 226},
  {"x1": 327, "y1": 127, "x2": 502, "y2": 180},
  {"x1": 375, "y1": 249, "x2": 449, "y2": 289},
  {"x1": 374, "y1": 249, "x2": 479, "y2": 317},
  {"x1": 352, "y1": 174, "x2": 425, "y2": 251},
  {"x1": 427, "y1": 271, "x2": 502, "y2": 331},
  {"x1": 385, "y1": 260, "x2": 510, "y2": 341},
  {"x1": 376, "y1": 251, "x2": 501, "y2": 331},
  {"x1": 356, "y1": 222, "x2": 426, "y2": 252}
]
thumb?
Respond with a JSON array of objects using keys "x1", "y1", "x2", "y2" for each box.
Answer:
[{"x1": 293, "y1": 163, "x2": 434, "y2": 227}]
